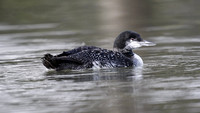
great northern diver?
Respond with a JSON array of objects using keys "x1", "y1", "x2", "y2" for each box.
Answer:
[{"x1": 42, "y1": 31, "x2": 155, "y2": 70}]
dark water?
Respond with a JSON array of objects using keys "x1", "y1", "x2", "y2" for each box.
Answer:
[{"x1": 1, "y1": 0, "x2": 200, "y2": 113}]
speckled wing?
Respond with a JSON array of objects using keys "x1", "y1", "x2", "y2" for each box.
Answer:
[
  {"x1": 53, "y1": 48, "x2": 134, "y2": 70},
  {"x1": 56, "y1": 46, "x2": 101, "y2": 57}
]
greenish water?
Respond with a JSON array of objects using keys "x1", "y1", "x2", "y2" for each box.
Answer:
[{"x1": 0, "y1": 0, "x2": 200, "y2": 113}]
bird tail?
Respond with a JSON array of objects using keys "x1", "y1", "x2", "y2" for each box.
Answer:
[{"x1": 41, "y1": 53, "x2": 57, "y2": 69}]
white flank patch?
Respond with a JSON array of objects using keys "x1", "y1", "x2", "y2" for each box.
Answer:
[
  {"x1": 92, "y1": 61, "x2": 117, "y2": 69},
  {"x1": 92, "y1": 61, "x2": 101, "y2": 69}
]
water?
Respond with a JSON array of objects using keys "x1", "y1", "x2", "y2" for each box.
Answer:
[{"x1": 0, "y1": 0, "x2": 200, "y2": 113}]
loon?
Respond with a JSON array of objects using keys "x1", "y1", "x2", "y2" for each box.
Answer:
[{"x1": 42, "y1": 31, "x2": 155, "y2": 71}]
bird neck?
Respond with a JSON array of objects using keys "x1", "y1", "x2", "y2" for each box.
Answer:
[{"x1": 113, "y1": 48, "x2": 134, "y2": 58}]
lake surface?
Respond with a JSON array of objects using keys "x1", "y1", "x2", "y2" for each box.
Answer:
[{"x1": 0, "y1": 0, "x2": 200, "y2": 113}]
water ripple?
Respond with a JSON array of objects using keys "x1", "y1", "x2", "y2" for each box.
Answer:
[
  {"x1": 0, "y1": 23, "x2": 58, "y2": 31},
  {"x1": 0, "y1": 30, "x2": 86, "y2": 38}
]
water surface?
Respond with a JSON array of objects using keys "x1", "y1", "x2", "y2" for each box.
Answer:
[{"x1": 0, "y1": 0, "x2": 200, "y2": 113}]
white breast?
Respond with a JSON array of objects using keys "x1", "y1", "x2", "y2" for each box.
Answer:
[{"x1": 132, "y1": 53, "x2": 143, "y2": 67}]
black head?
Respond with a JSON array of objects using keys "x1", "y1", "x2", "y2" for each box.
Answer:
[
  {"x1": 113, "y1": 31, "x2": 143, "y2": 50},
  {"x1": 113, "y1": 31, "x2": 155, "y2": 51}
]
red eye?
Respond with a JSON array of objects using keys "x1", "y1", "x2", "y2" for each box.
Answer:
[{"x1": 131, "y1": 38, "x2": 135, "y2": 41}]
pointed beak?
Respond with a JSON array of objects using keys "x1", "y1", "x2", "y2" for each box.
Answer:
[{"x1": 139, "y1": 40, "x2": 156, "y2": 46}]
